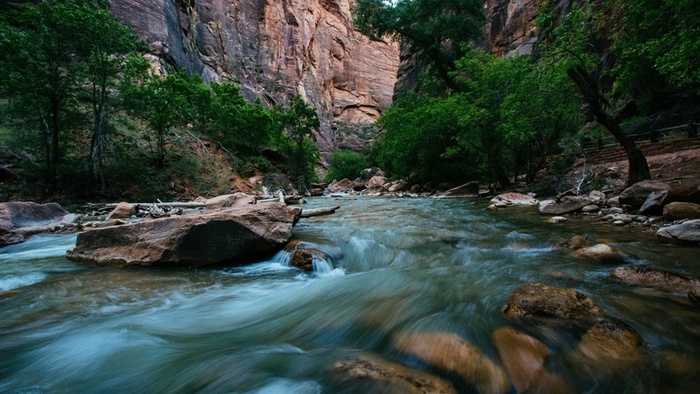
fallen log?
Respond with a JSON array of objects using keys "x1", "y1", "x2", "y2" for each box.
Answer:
[
  {"x1": 88, "y1": 202, "x2": 206, "y2": 210},
  {"x1": 300, "y1": 206, "x2": 340, "y2": 218}
]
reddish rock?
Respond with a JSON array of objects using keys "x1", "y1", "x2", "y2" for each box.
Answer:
[
  {"x1": 106, "y1": 202, "x2": 135, "y2": 220},
  {"x1": 66, "y1": 203, "x2": 301, "y2": 267},
  {"x1": 663, "y1": 201, "x2": 700, "y2": 221},
  {"x1": 490, "y1": 192, "x2": 538, "y2": 206},
  {"x1": 492, "y1": 327, "x2": 549, "y2": 393}
]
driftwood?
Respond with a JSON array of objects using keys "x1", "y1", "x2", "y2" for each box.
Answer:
[
  {"x1": 300, "y1": 206, "x2": 340, "y2": 218},
  {"x1": 89, "y1": 202, "x2": 206, "y2": 210}
]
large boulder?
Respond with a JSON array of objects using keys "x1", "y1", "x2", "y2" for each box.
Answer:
[
  {"x1": 0, "y1": 201, "x2": 69, "y2": 247},
  {"x1": 393, "y1": 332, "x2": 510, "y2": 394},
  {"x1": 333, "y1": 354, "x2": 456, "y2": 394},
  {"x1": 66, "y1": 203, "x2": 301, "y2": 267},
  {"x1": 663, "y1": 202, "x2": 700, "y2": 221},
  {"x1": 539, "y1": 196, "x2": 592, "y2": 215},
  {"x1": 502, "y1": 283, "x2": 605, "y2": 322},
  {"x1": 106, "y1": 202, "x2": 135, "y2": 220},
  {"x1": 328, "y1": 178, "x2": 355, "y2": 193},
  {"x1": 619, "y1": 180, "x2": 670, "y2": 209},
  {"x1": 367, "y1": 175, "x2": 388, "y2": 188},
  {"x1": 437, "y1": 181, "x2": 480, "y2": 198},
  {"x1": 656, "y1": 219, "x2": 700, "y2": 243},
  {"x1": 611, "y1": 265, "x2": 699, "y2": 293},
  {"x1": 638, "y1": 190, "x2": 668, "y2": 215},
  {"x1": 490, "y1": 192, "x2": 538, "y2": 206}
]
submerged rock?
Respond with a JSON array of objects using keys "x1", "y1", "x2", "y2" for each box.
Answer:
[
  {"x1": 492, "y1": 327, "x2": 550, "y2": 393},
  {"x1": 393, "y1": 332, "x2": 510, "y2": 394},
  {"x1": 333, "y1": 354, "x2": 456, "y2": 394},
  {"x1": 574, "y1": 244, "x2": 623, "y2": 264},
  {"x1": 66, "y1": 203, "x2": 301, "y2": 267},
  {"x1": 555, "y1": 235, "x2": 592, "y2": 250},
  {"x1": 656, "y1": 219, "x2": 700, "y2": 243},
  {"x1": 611, "y1": 265, "x2": 698, "y2": 293},
  {"x1": 502, "y1": 283, "x2": 605, "y2": 322},
  {"x1": 573, "y1": 318, "x2": 644, "y2": 367}
]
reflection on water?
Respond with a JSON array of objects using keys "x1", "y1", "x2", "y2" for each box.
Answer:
[{"x1": 1, "y1": 197, "x2": 699, "y2": 393}]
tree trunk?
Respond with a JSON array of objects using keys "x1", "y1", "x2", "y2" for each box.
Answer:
[{"x1": 567, "y1": 66, "x2": 650, "y2": 186}]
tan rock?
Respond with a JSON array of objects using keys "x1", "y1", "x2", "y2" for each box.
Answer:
[
  {"x1": 393, "y1": 332, "x2": 510, "y2": 394},
  {"x1": 106, "y1": 202, "x2": 135, "y2": 219},
  {"x1": 204, "y1": 192, "x2": 254, "y2": 210},
  {"x1": 502, "y1": 283, "x2": 606, "y2": 322},
  {"x1": 574, "y1": 244, "x2": 623, "y2": 264},
  {"x1": 334, "y1": 354, "x2": 456, "y2": 394},
  {"x1": 490, "y1": 192, "x2": 538, "y2": 206},
  {"x1": 573, "y1": 318, "x2": 644, "y2": 368},
  {"x1": 555, "y1": 235, "x2": 592, "y2": 250},
  {"x1": 663, "y1": 201, "x2": 700, "y2": 221},
  {"x1": 492, "y1": 327, "x2": 549, "y2": 393},
  {"x1": 611, "y1": 265, "x2": 698, "y2": 293}
]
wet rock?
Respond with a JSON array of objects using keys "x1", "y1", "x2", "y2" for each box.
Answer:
[
  {"x1": 502, "y1": 283, "x2": 605, "y2": 322},
  {"x1": 548, "y1": 216, "x2": 567, "y2": 223},
  {"x1": 656, "y1": 219, "x2": 700, "y2": 243},
  {"x1": 606, "y1": 196, "x2": 621, "y2": 207},
  {"x1": 490, "y1": 192, "x2": 538, "y2": 206},
  {"x1": 66, "y1": 203, "x2": 301, "y2": 267},
  {"x1": 619, "y1": 180, "x2": 670, "y2": 209},
  {"x1": 555, "y1": 235, "x2": 592, "y2": 250},
  {"x1": 539, "y1": 196, "x2": 592, "y2": 215},
  {"x1": 663, "y1": 202, "x2": 700, "y2": 221},
  {"x1": 333, "y1": 354, "x2": 456, "y2": 394},
  {"x1": 574, "y1": 244, "x2": 623, "y2": 264},
  {"x1": 0, "y1": 201, "x2": 69, "y2": 246},
  {"x1": 393, "y1": 332, "x2": 510, "y2": 394},
  {"x1": 573, "y1": 318, "x2": 644, "y2": 366},
  {"x1": 611, "y1": 265, "x2": 699, "y2": 293},
  {"x1": 106, "y1": 202, "x2": 135, "y2": 220},
  {"x1": 284, "y1": 240, "x2": 334, "y2": 271},
  {"x1": 438, "y1": 182, "x2": 480, "y2": 198},
  {"x1": 492, "y1": 327, "x2": 549, "y2": 393},
  {"x1": 689, "y1": 288, "x2": 700, "y2": 306}
]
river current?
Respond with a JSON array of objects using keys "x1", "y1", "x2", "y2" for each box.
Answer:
[{"x1": 1, "y1": 197, "x2": 698, "y2": 393}]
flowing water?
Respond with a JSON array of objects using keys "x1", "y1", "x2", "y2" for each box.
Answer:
[{"x1": 1, "y1": 197, "x2": 699, "y2": 393}]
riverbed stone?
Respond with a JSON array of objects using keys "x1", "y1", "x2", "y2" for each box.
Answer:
[
  {"x1": 689, "y1": 288, "x2": 700, "y2": 306},
  {"x1": 639, "y1": 190, "x2": 668, "y2": 215},
  {"x1": 582, "y1": 205, "x2": 600, "y2": 213},
  {"x1": 611, "y1": 265, "x2": 698, "y2": 293},
  {"x1": 656, "y1": 219, "x2": 700, "y2": 243},
  {"x1": 663, "y1": 202, "x2": 700, "y2": 221},
  {"x1": 573, "y1": 318, "x2": 644, "y2": 367},
  {"x1": 619, "y1": 180, "x2": 670, "y2": 209},
  {"x1": 574, "y1": 244, "x2": 623, "y2": 264},
  {"x1": 589, "y1": 190, "x2": 607, "y2": 204},
  {"x1": 106, "y1": 202, "x2": 135, "y2": 219},
  {"x1": 606, "y1": 196, "x2": 621, "y2": 207},
  {"x1": 333, "y1": 354, "x2": 457, "y2": 394},
  {"x1": 329, "y1": 178, "x2": 355, "y2": 193},
  {"x1": 492, "y1": 327, "x2": 549, "y2": 393},
  {"x1": 548, "y1": 216, "x2": 567, "y2": 223},
  {"x1": 393, "y1": 332, "x2": 510, "y2": 394},
  {"x1": 556, "y1": 235, "x2": 592, "y2": 250},
  {"x1": 66, "y1": 202, "x2": 301, "y2": 267},
  {"x1": 490, "y1": 192, "x2": 538, "y2": 206},
  {"x1": 367, "y1": 175, "x2": 388, "y2": 188},
  {"x1": 284, "y1": 240, "x2": 334, "y2": 271},
  {"x1": 539, "y1": 196, "x2": 593, "y2": 215},
  {"x1": 502, "y1": 283, "x2": 605, "y2": 322}
]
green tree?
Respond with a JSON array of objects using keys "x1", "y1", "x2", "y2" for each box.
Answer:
[
  {"x1": 540, "y1": 3, "x2": 651, "y2": 186},
  {"x1": 353, "y1": 0, "x2": 485, "y2": 91},
  {"x1": 274, "y1": 96, "x2": 320, "y2": 191},
  {"x1": 325, "y1": 150, "x2": 368, "y2": 182}
]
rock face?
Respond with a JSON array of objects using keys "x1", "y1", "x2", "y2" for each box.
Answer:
[
  {"x1": 0, "y1": 202, "x2": 69, "y2": 246},
  {"x1": 66, "y1": 203, "x2": 301, "y2": 267},
  {"x1": 110, "y1": 0, "x2": 400, "y2": 158},
  {"x1": 483, "y1": 0, "x2": 545, "y2": 56}
]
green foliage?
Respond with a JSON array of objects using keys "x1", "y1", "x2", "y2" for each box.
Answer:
[
  {"x1": 273, "y1": 96, "x2": 321, "y2": 190},
  {"x1": 325, "y1": 150, "x2": 368, "y2": 182},
  {"x1": 353, "y1": 0, "x2": 486, "y2": 91}
]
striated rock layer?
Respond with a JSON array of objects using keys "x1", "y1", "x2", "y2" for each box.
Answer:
[{"x1": 110, "y1": 0, "x2": 400, "y2": 159}]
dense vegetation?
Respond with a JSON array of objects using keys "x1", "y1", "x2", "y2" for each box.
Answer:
[
  {"x1": 354, "y1": 0, "x2": 700, "y2": 192},
  {"x1": 0, "y1": 0, "x2": 320, "y2": 201}
]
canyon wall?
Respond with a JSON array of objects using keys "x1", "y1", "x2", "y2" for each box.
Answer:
[
  {"x1": 110, "y1": 0, "x2": 399, "y2": 159},
  {"x1": 110, "y1": 0, "x2": 549, "y2": 156}
]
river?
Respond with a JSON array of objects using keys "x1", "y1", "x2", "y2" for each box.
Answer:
[{"x1": 1, "y1": 197, "x2": 698, "y2": 393}]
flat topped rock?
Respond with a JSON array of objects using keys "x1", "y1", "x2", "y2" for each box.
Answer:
[
  {"x1": 502, "y1": 283, "x2": 606, "y2": 322},
  {"x1": 66, "y1": 203, "x2": 301, "y2": 267},
  {"x1": 1, "y1": 201, "x2": 69, "y2": 246}
]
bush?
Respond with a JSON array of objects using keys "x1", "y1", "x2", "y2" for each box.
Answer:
[{"x1": 324, "y1": 150, "x2": 367, "y2": 182}]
